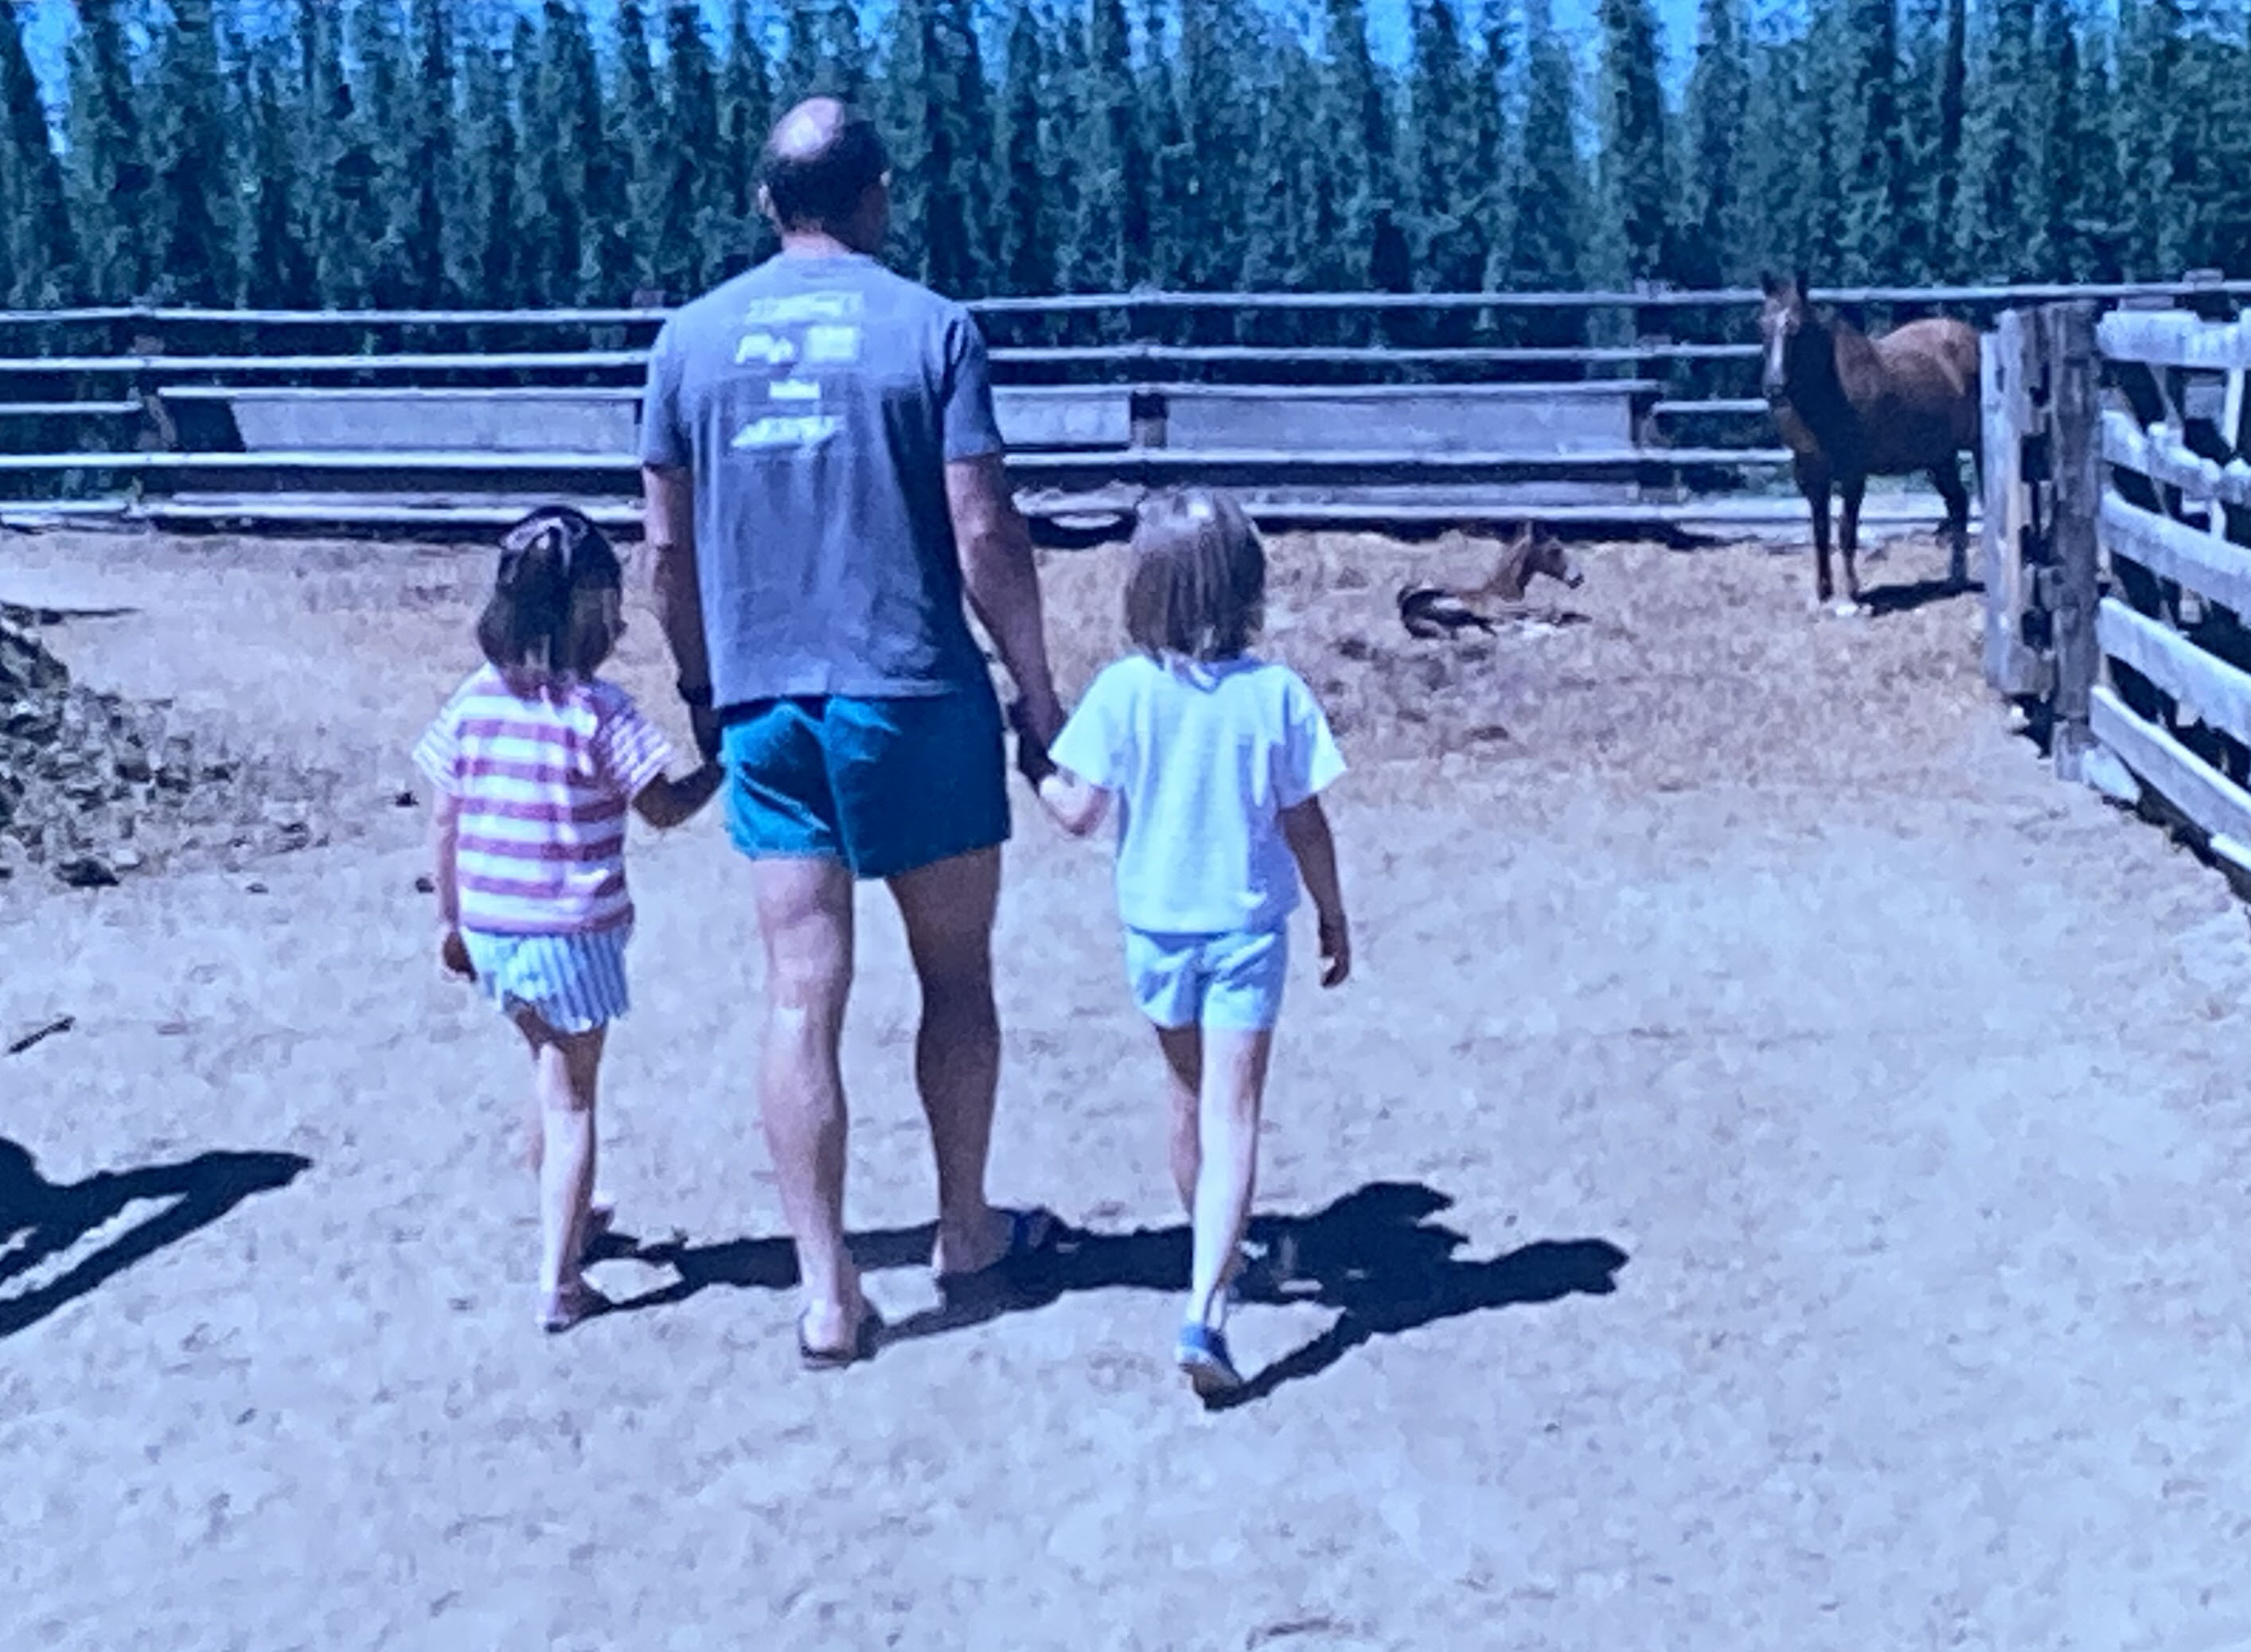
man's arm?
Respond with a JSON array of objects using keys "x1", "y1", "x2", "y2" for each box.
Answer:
[
  {"x1": 947, "y1": 451, "x2": 1063, "y2": 742},
  {"x1": 642, "y1": 462, "x2": 720, "y2": 759}
]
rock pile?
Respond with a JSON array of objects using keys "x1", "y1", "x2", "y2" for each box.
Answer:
[{"x1": 1, "y1": 609, "x2": 340, "y2": 889}]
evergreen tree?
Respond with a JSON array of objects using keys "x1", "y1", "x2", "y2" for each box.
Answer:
[
  {"x1": 1171, "y1": 0, "x2": 1254, "y2": 292},
  {"x1": 149, "y1": 0, "x2": 236, "y2": 304},
  {"x1": 1321, "y1": 0, "x2": 1395, "y2": 290},
  {"x1": 1676, "y1": 0, "x2": 1748, "y2": 287},
  {"x1": 1596, "y1": 0, "x2": 1672, "y2": 283},
  {"x1": 1932, "y1": 0, "x2": 1967, "y2": 278},
  {"x1": 1407, "y1": 0, "x2": 1488, "y2": 295},
  {"x1": 1505, "y1": 0, "x2": 1588, "y2": 301},
  {"x1": 68, "y1": 0, "x2": 152, "y2": 302},
  {"x1": 720, "y1": 0, "x2": 775, "y2": 267},
  {"x1": 463, "y1": 24, "x2": 524, "y2": 306},
  {"x1": 0, "y1": 0, "x2": 76, "y2": 304},
  {"x1": 611, "y1": 0, "x2": 662, "y2": 294},
  {"x1": 655, "y1": 2, "x2": 723, "y2": 295},
  {"x1": 1078, "y1": 0, "x2": 1150, "y2": 289},
  {"x1": 404, "y1": 0, "x2": 457, "y2": 305},
  {"x1": 997, "y1": 0, "x2": 1051, "y2": 295},
  {"x1": 1833, "y1": 0, "x2": 1904, "y2": 286},
  {"x1": 240, "y1": 51, "x2": 315, "y2": 307},
  {"x1": 520, "y1": 2, "x2": 597, "y2": 303}
]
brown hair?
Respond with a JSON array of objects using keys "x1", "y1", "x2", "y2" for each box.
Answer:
[
  {"x1": 474, "y1": 505, "x2": 625, "y2": 682},
  {"x1": 1122, "y1": 489, "x2": 1266, "y2": 664}
]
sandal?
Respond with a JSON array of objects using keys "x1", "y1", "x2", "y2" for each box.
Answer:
[
  {"x1": 579, "y1": 1197, "x2": 616, "y2": 1264},
  {"x1": 934, "y1": 1206, "x2": 1059, "y2": 1290},
  {"x1": 797, "y1": 1302, "x2": 884, "y2": 1371},
  {"x1": 537, "y1": 1277, "x2": 612, "y2": 1335}
]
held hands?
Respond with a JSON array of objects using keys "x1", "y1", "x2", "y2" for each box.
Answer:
[
  {"x1": 438, "y1": 925, "x2": 474, "y2": 983},
  {"x1": 1006, "y1": 695, "x2": 1059, "y2": 787},
  {"x1": 1317, "y1": 910, "x2": 1352, "y2": 988}
]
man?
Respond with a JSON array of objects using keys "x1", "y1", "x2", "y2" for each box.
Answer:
[{"x1": 639, "y1": 98, "x2": 1067, "y2": 1366}]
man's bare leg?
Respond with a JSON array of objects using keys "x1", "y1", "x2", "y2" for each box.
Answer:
[
  {"x1": 888, "y1": 845, "x2": 1024, "y2": 1276},
  {"x1": 750, "y1": 855, "x2": 863, "y2": 1352}
]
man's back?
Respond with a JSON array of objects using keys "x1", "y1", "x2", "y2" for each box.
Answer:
[{"x1": 638, "y1": 251, "x2": 1005, "y2": 708}]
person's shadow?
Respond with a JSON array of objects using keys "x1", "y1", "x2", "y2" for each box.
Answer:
[
  {"x1": 611, "y1": 1180, "x2": 1628, "y2": 1409},
  {"x1": 0, "y1": 1136, "x2": 310, "y2": 1338}
]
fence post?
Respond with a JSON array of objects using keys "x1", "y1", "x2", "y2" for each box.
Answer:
[
  {"x1": 2046, "y1": 299, "x2": 2102, "y2": 781},
  {"x1": 1981, "y1": 308, "x2": 2034, "y2": 696}
]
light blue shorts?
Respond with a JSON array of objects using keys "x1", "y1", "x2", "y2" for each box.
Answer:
[
  {"x1": 1125, "y1": 925, "x2": 1290, "y2": 1032},
  {"x1": 460, "y1": 925, "x2": 632, "y2": 1034}
]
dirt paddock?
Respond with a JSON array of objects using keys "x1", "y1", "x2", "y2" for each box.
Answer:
[{"x1": 7, "y1": 520, "x2": 2251, "y2": 1650}]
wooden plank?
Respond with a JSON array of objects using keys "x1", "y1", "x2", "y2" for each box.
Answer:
[
  {"x1": 1982, "y1": 309, "x2": 2046, "y2": 696},
  {"x1": 2049, "y1": 302, "x2": 2104, "y2": 777},
  {"x1": 2101, "y1": 410, "x2": 2251, "y2": 508},
  {"x1": 2100, "y1": 491, "x2": 2251, "y2": 616},
  {"x1": 1162, "y1": 384, "x2": 1642, "y2": 454},
  {"x1": 0, "y1": 400, "x2": 139, "y2": 418},
  {"x1": 2097, "y1": 310, "x2": 2251, "y2": 372},
  {"x1": 1651, "y1": 398, "x2": 1769, "y2": 417},
  {"x1": 2097, "y1": 596, "x2": 2251, "y2": 746},
  {"x1": 6, "y1": 489, "x2": 1980, "y2": 535},
  {"x1": 0, "y1": 445, "x2": 1800, "y2": 477},
  {"x1": 158, "y1": 384, "x2": 647, "y2": 403},
  {"x1": 2091, "y1": 685, "x2": 2251, "y2": 847},
  {"x1": 1, "y1": 280, "x2": 2244, "y2": 329},
  {"x1": 1153, "y1": 380, "x2": 1668, "y2": 401}
]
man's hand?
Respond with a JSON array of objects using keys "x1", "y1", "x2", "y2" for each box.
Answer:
[
  {"x1": 439, "y1": 927, "x2": 474, "y2": 982},
  {"x1": 688, "y1": 701, "x2": 722, "y2": 765},
  {"x1": 1317, "y1": 911, "x2": 1352, "y2": 988},
  {"x1": 1007, "y1": 698, "x2": 1059, "y2": 785}
]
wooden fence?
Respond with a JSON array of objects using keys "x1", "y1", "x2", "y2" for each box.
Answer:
[
  {"x1": 7, "y1": 278, "x2": 2249, "y2": 535},
  {"x1": 1984, "y1": 293, "x2": 2251, "y2": 877}
]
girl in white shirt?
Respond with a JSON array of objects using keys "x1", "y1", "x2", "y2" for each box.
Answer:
[{"x1": 1022, "y1": 489, "x2": 1352, "y2": 1399}]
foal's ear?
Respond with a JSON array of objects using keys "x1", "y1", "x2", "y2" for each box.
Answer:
[
  {"x1": 1793, "y1": 267, "x2": 1812, "y2": 303},
  {"x1": 1760, "y1": 271, "x2": 1780, "y2": 298}
]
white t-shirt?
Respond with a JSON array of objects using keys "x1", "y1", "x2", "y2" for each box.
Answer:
[{"x1": 1047, "y1": 652, "x2": 1346, "y2": 935}]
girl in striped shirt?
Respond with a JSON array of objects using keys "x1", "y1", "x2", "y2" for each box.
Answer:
[{"x1": 415, "y1": 506, "x2": 720, "y2": 1334}]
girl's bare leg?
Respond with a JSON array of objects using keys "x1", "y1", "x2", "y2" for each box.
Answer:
[
  {"x1": 1157, "y1": 1025, "x2": 1202, "y2": 1213},
  {"x1": 514, "y1": 1015, "x2": 607, "y2": 1297},
  {"x1": 1184, "y1": 1027, "x2": 1272, "y2": 1331}
]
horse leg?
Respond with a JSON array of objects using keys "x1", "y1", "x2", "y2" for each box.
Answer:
[
  {"x1": 1839, "y1": 471, "x2": 1868, "y2": 610},
  {"x1": 1933, "y1": 459, "x2": 1971, "y2": 588},
  {"x1": 1797, "y1": 454, "x2": 1835, "y2": 607}
]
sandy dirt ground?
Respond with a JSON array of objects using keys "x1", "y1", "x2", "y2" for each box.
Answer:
[{"x1": 8, "y1": 520, "x2": 2251, "y2": 1651}]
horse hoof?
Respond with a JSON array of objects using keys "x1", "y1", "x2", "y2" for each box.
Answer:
[{"x1": 1832, "y1": 599, "x2": 1870, "y2": 620}]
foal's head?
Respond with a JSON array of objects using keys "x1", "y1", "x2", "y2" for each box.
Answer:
[{"x1": 1757, "y1": 270, "x2": 1824, "y2": 411}]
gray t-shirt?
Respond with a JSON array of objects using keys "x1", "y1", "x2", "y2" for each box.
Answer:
[{"x1": 638, "y1": 251, "x2": 1006, "y2": 706}]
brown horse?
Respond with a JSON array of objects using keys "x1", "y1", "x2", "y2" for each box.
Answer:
[{"x1": 1757, "y1": 272, "x2": 1983, "y2": 614}]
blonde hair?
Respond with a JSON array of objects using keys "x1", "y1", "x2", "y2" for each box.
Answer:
[{"x1": 1122, "y1": 489, "x2": 1266, "y2": 664}]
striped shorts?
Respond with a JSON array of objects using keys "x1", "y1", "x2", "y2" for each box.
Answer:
[{"x1": 458, "y1": 924, "x2": 632, "y2": 1034}]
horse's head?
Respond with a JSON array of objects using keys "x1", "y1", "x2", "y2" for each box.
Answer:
[
  {"x1": 1520, "y1": 527, "x2": 1584, "y2": 590},
  {"x1": 1757, "y1": 269, "x2": 1820, "y2": 409}
]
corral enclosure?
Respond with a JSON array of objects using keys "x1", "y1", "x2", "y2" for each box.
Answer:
[
  {"x1": 7, "y1": 277, "x2": 2250, "y2": 539},
  {"x1": 10, "y1": 508, "x2": 2251, "y2": 1648}
]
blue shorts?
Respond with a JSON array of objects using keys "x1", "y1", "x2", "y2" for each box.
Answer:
[
  {"x1": 460, "y1": 925, "x2": 632, "y2": 1034},
  {"x1": 718, "y1": 688, "x2": 1011, "y2": 881},
  {"x1": 1125, "y1": 925, "x2": 1290, "y2": 1032}
]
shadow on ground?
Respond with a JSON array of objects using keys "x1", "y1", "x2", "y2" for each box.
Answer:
[
  {"x1": 612, "y1": 1179, "x2": 1629, "y2": 1408},
  {"x1": 1863, "y1": 575, "x2": 1976, "y2": 618},
  {"x1": 0, "y1": 1136, "x2": 310, "y2": 1338}
]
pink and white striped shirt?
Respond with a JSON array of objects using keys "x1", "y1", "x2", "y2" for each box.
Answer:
[{"x1": 413, "y1": 666, "x2": 673, "y2": 937}]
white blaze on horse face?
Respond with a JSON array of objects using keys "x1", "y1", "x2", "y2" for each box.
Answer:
[{"x1": 1764, "y1": 317, "x2": 1791, "y2": 401}]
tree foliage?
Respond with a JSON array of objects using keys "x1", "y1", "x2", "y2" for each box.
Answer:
[{"x1": 4, "y1": 0, "x2": 2249, "y2": 310}]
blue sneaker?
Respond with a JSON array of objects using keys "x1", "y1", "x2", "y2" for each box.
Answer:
[{"x1": 1176, "y1": 1322, "x2": 1243, "y2": 1399}]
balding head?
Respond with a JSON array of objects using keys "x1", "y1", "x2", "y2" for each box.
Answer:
[{"x1": 759, "y1": 97, "x2": 891, "y2": 250}]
